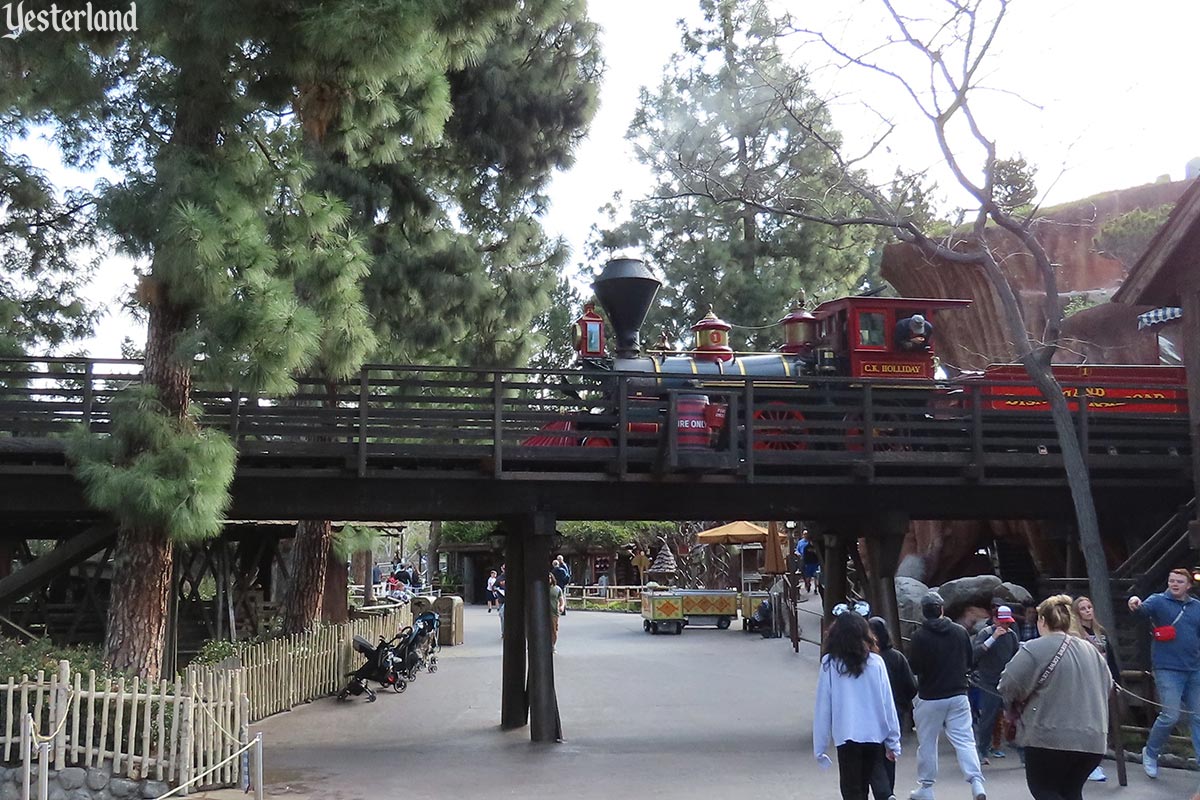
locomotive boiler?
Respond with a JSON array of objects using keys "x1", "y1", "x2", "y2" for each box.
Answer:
[{"x1": 528, "y1": 257, "x2": 1189, "y2": 456}]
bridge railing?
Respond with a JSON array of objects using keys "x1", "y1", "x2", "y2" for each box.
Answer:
[{"x1": 0, "y1": 358, "x2": 1189, "y2": 483}]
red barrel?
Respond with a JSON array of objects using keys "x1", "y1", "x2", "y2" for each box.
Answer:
[{"x1": 676, "y1": 394, "x2": 711, "y2": 449}]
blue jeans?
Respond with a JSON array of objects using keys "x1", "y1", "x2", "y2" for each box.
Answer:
[
  {"x1": 1146, "y1": 668, "x2": 1200, "y2": 758},
  {"x1": 974, "y1": 688, "x2": 1004, "y2": 757}
]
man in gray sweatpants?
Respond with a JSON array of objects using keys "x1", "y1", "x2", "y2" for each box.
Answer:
[{"x1": 906, "y1": 592, "x2": 986, "y2": 800}]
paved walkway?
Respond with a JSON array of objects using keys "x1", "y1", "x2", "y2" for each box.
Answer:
[{"x1": 238, "y1": 607, "x2": 1191, "y2": 799}]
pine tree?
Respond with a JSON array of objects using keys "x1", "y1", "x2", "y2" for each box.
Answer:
[
  {"x1": 276, "y1": 0, "x2": 601, "y2": 630},
  {"x1": 6, "y1": 0, "x2": 529, "y2": 678},
  {"x1": 594, "y1": 0, "x2": 876, "y2": 350},
  {"x1": 0, "y1": 32, "x2": 103, "y2": 360}
]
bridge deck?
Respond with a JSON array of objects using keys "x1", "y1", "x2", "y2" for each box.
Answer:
[{"x1": 0, "y1": 359, "x2": 1191, "y2": 522}]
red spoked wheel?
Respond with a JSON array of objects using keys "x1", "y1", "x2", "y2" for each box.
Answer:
[
  {"x1": 753, "y1": 403, "x2": 807, "y2": 450},
  {"x1": 844, "y1": 413, "x2": 908, "y2": 452}
]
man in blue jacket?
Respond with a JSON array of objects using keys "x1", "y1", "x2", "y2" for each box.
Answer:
[{"x1": 1129, "y1": 568, "x2": 1200, "y2": 779}]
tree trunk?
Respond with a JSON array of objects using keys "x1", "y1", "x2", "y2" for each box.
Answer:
[
  {"x1": 104, "y1": 525, "x2": 173, "y2": 679},
  {"x1": 104, "y1": 300, "x2": 191, "y2": 679},
  {"x1": 427, "y1": 519, "x2": 442, "y2": 582},
  {"x1": 322, "y1": 547, "x2": 348, "y2": 624},
  {"x1": 1026, "y1": 360, "x2": 1117, "y2": 633},
  {"x1": 280, "y1": 519, "x2": 332, "y2": 633},
  {"x1": 354, "y1": 549, "x2": 374, "y2": 605}
]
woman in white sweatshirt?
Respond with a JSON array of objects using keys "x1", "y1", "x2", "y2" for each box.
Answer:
[{"x1": 814, "y1": 611, "x2": 902, "y2": 800}]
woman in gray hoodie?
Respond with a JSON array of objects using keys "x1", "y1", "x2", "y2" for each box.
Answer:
[{"x1": 998, "y1": 594, "x2": 1112, "y2": 800}]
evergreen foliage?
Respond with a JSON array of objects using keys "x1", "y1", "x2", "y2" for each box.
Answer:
[
  {"x1": 352, "y1": 0, "x2": 602, "y2": 368},
  {"x1": 440, "y1": 519, "x2": 676, "y2": 550},
  {"x1": 1094, "y1": 203, "x2": 1175, "y2": 269},
  {"x1": 592, "y1": 0, "x2": 876, "y2": 350},
  {"x1": 0, "y1": 153, "x2": 98, "y2": 358},
  {"x1": 66, "y1": 385, "x2": 236, "y2": 544},
  {"x1": 332, "y1": 524, "x2": 383, "y2": 561}
]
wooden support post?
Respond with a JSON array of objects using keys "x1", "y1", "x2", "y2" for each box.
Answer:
[
  {"x1": 863, "y1": 513, "x2": 909, "y2": 652},
  {"x1": 500, "y1": 530, "x2": 527, "y2": 730},
  {"x1": 524, "y1": 511, "x2": 562, "y2": 743},
  {"x1": 821, "y1": 532, "x2": 848, "y2": 646}
]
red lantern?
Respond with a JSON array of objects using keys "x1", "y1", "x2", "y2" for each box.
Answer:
[{"x1": 573, "y1": 302, "x2": 606, "y2": 359}]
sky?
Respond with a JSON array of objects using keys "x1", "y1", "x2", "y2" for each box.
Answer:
[{"x1": 14, "y1": 0, "x2": 1200, "y2": 357}]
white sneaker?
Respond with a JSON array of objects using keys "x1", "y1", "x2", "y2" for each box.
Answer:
[
  {"x1": 908, "y1": 786, "x2": 934, "y2": 800},
  {"x1": 1142, "y1": 747, "x2": 1159, "y2": 779},
  {"x1": 969, "y1": 777, "x2": 986, "y2": 800},
  {"x1": 1087, "y1": 766, "x2": 1106, "y2": 782}
]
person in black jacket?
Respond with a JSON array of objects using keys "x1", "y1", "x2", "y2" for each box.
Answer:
[
  {"x1": 869, "y1": 617, "x2": 917, "y2": 800},
  {"x1": 971, "y1": 605, "x2": 1020, "y2": 764},
  {"x1": 906, "y1": 592, "x2": 987, "y2": 800}
]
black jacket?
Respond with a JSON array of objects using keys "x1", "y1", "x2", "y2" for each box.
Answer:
[
  {"x1": 908, "y1": 616, "x2": 972, "y2": 700},
  {"x1": 870, "y1": 618, "x2": 917, "y2": 712}
]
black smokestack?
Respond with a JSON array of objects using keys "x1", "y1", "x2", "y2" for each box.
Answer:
[{"x1": 591, "y1": 258, "x2": 661, "y2": 359}]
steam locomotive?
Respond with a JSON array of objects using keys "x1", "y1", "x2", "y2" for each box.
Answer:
[{"x1": 528, "y1": 257, "x2": 1188, "y2": 454}]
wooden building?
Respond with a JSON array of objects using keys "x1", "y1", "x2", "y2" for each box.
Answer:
[{"x1": 1113, "y1": 178, "x2": 1200, "y2": 542}]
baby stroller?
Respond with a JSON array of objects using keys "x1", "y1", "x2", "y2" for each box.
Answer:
[
  {"x1": 743, "y1": 598, "x2": 780, "y2": 638},
  {"x1": 337, "y1": 633, "x2": 407, "y2": 702},
  {"x1": 392, "y1": 611, "x2": 440, "y2": 682}
]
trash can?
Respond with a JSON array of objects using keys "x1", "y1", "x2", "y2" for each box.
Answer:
[
  {"x1": 433, "y1": 595, "x2": 464, "y2": 646},
  {"x1": 411, "y1": 595, "x2": 436, "y2": 618}
]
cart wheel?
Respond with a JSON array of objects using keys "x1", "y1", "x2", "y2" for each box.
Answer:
[
  {"x1": 428, "y1": 658, "x2": 438, "y2": 674},
  {"x1": 392, "y1": 677, "x2": 407, "y2": 693},
  {"x1": 643, "y1": 620, "x2": 651, "y2": 632},
  {"x1": 337, "y1": 688, "x2": 350, "y2": 701},
  {"x1": 742, "y1": 619, "x2": 748, "y2": 631},
  {"x1": 367, "y1": 693, "x2": 378, "y2": 703},
  {"x1": 407, "y1": 668, "x2": 419, "y2": 682},
  {"x1": 717, "y1": 617, "x2": 731, "y2": 630},
  {"x1": 651, "y1": 621, "x2": 659, "y2": 635},
  {"x1": 674, "y1": 621, "x2": 684, "y2": 635}
]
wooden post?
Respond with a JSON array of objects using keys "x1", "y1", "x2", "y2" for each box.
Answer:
[
  {"x1": 492, "y1": 372, "x2": 503, "y2": 479},
  {"x1": 357, "y1": 370, "x2": 369, "y2": 478},
  {"x1": 82, "y1": 361, "x2": 94, "y2": 430},
  {"x1": 500, "y1": 529, "x2": 527, "y2": 730},
  {"x1": 863, "y1": 513, "x2": 909, "y2": 653},
  {"x1": 53, "y1": 660, "x2": 68, "y2": 770},
  {"x1": 180, "y1": 673, "x2": 194, "y2": 796},
  {"x1": 821, "y1": 531, "x2": 848, "y2": 646},
  {"x1": 523, "y1": 511, "x2": 562, "y2": 743},
  {"x1": 1108, "y1": 687, "x2": 1127, "y2": 786},
  {"x1": 20, "y1": 713, "x2": 31, "y2": 800}
]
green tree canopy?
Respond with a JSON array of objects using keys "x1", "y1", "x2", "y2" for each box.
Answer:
[{"x1": 592, "y1": 0, "x2": 877, "y2": 350}]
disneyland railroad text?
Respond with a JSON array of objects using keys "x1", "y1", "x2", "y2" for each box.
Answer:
[{"x1": 4, "y1": 1, "x2": 137, "y2": 39}]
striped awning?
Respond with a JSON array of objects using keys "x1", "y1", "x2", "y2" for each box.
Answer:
[{"x1": 1137, "y1": 307, "x2": 1182, "y2": 329}]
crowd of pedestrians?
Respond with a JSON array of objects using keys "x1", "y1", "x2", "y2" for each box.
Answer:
[{"x1": 812, "y1": 568, "x2": 1200, "y2": 800}]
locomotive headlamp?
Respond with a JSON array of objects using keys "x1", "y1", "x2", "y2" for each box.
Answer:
[
  {"x1": 690, "y1": 306, "x2": 733, "y2": 362},
  {"x1": 779, "y1": 303, "x2": 817, "y2": 355},
  {"x1": 573, "y1": 302, "x2": 606, "y2": 359}
]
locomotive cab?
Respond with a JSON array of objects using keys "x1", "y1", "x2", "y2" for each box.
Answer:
[{"x1": 811, "y1": 296, "x2": 971, "y2": 380}]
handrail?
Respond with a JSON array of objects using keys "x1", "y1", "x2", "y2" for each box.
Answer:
[
  {"x1": 1113, "y1": 497, "x2": 1197, "y2": 579},
  {"x1": 0, "y1": 360, "x2": 1189, "y2": 489}
]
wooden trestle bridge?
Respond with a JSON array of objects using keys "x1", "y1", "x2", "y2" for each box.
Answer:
[{"x1": 0, "y1": 358, "x2": 1193, "y2": 741}]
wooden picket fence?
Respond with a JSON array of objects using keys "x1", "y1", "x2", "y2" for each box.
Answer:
[
  {"x1": 1, "y1": 661, "x2": 205, "y2": 787},
  {"x1": 1, "y1": 607, "x2": 411, "y2": 792},
  {"x1": 191, "y1": 608, "x2": 412, "y2": 722}
]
